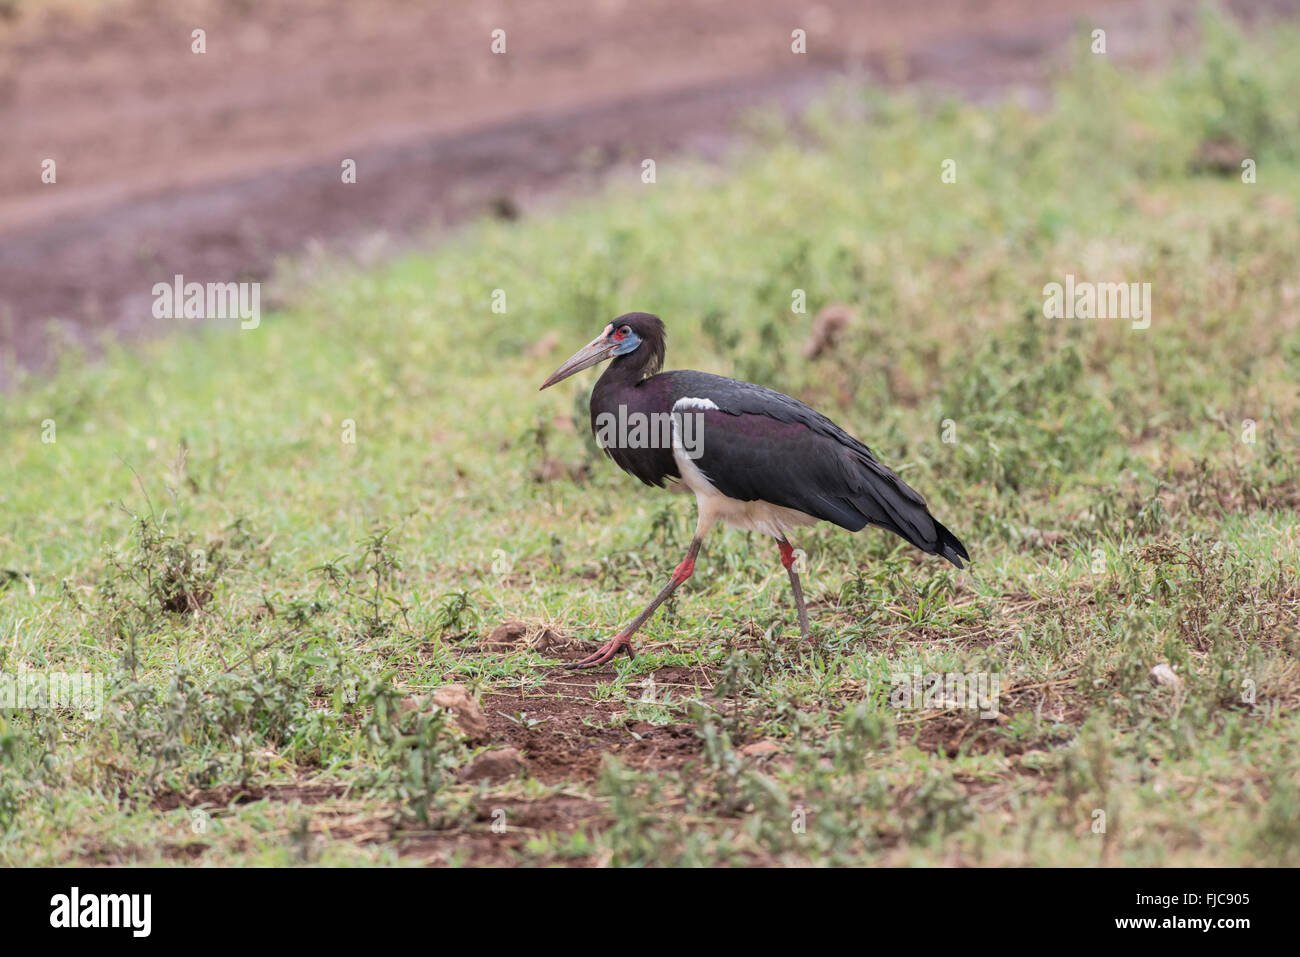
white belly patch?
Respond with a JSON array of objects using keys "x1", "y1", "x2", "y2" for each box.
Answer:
[{"x1": 670, "y1": 424, "x2": 818, "y2": 540}]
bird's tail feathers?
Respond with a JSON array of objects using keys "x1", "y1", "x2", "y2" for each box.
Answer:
[
  {"x1": 932, "y1": 518, "x2": 970, "y2": 569},
  {"x1": 848, "y1": 455, "x2": 970, "y2": 569}
]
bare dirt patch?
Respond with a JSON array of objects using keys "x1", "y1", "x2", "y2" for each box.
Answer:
[
  {"x1": 483, "y1": 662, "x2": 708, "y2": 785},
  {"x1": 151, "y1": 781, "x2": 351, "y2": 812},
  {"x1": 2, "y1": 0, "x2": 1167, "y2": 385},
  {"x1": 389, "y1": 796, "x2": 607, "y2": 866}
]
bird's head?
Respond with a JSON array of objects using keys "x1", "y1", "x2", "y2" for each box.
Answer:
[{"x1": 538, "y1": 312, "x2": 665, "y2": 390}]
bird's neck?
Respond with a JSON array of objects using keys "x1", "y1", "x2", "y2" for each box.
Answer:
[{"x1": 594, "y1": 354, "x2": 649, "y2": 395}]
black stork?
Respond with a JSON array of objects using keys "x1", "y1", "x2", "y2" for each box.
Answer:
[{"x1": 539, "y1": 312, "x2": 969, "y2": 669}]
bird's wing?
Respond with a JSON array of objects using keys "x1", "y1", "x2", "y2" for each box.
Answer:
[{"x1": 666, "y1": 372, "x2": 968, "y2": 567}]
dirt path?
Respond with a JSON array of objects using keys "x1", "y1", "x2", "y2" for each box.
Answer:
[{"x1": 0, "y1": 0, "x2": 1284, "y2": 385}]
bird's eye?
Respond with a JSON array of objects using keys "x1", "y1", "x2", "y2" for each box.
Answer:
[{"x1": 619, "y1": 326, "x2": 632, "y2": 337}]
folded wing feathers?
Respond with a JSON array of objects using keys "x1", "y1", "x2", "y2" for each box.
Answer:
[{"x1": 657, "y1": 371, "x2": 969, "y2": 567}]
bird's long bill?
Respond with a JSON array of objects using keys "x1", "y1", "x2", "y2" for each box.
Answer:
[{"x1": 538, "y1": 334, "x2": 614, "y2": 390}]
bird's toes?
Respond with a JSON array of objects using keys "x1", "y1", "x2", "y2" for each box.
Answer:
[{"x1": 565, "y1": 635, "x2": 635, "y2": 669}]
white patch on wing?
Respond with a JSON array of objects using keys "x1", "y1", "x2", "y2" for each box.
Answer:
[
  {"x1": 670, "y1": 419, "x2": 817, "y2": 540},
  {"x1": 673, "y1": 396, "x2": 719, "y2": 412}
]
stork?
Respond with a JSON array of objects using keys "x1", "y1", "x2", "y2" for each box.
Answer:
[{"x1": 539, "y1": 312, "x2": 969, "y2": 669}]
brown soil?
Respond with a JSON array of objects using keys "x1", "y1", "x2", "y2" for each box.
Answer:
[
  {"x1": 1, "y1": 0, "x2": 1177, "y2": 386},
  {"x1": 482, "y1": 661, "x2": 711, "y2": 784},
  {"x1": 141, "y1": 656, "x2": 715, "y2": 865},
  {"x1": 149, "y1": 781, "x2": 350, "y2": 811},
  {"x1": 12, "y1": 0, "x2": 1298, "y2": 865}
]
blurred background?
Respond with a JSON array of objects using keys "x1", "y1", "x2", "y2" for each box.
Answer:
[
  {"x1": 3, "y1": 0, "x2": 1300, "y2": 868},
  {"x1": 5, "y1": 0, "x2": 1288, "y2": 385}
]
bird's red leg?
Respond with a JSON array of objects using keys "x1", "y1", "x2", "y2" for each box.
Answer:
[
  {"x1": 778, "y1": 538, "x2": 812, "y2": 642},
  {"x1": 568, "y1": 537, "x2": 703, "y2": 669}
]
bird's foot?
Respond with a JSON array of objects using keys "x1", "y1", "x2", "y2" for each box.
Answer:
[{"x1": 566, "y1": 632, "x2": 636, "y2": 670}]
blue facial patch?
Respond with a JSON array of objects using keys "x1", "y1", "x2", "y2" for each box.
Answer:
[{"x1": 611, "y1": 330, "x2": 641, "y2": 355}]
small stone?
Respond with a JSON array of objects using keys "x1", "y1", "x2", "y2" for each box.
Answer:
[
  {"x1": 1192, "y1": 138, "x2": 1249, "y2": 176},
  {"x1": 527, "y1": 627, "x2": 564, "y2": 653},
  {"x1": 803, "y1": 304, "x2": 854, "y2": 359},
  {"x1": 459, "y1": 747, "x2": 525, "y2": 784},
  {"x1": 430, "y1": 683, "x2": 489, "y2": 740},
  {"x1": 481, "y1": 621, "x2": 528, "y2": 650},
  {"x1": 1149, "y1": 663, "x2": 1183, "y2": 690},
  {"x1": 533, "y1": 458, "x2": 588, "y2": 484}
]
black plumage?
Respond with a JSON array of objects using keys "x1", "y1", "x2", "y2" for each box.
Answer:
[
  {"x1": 540, "y1": 311, "x2": 970, "y2": 668},
  {"x1": 588, "y1": 315, "x2": 968, "y2": 568}
]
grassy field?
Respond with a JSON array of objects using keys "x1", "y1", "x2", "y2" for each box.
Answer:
[{"x1": 3, "y1": 10, "x2": 1299, "y2": 866}]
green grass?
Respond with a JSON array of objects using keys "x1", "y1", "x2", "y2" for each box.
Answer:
[{"x1": 2, "y1": 9, "x2": 1299, "y2": 866}]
